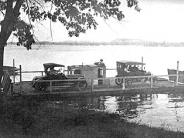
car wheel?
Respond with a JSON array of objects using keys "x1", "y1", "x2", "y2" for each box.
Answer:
[
  {"x1": 34, "y1": 82, "x2": 47, "y2": 92},
  {"x1": 34, "y1": 82, "x2": 42, "y2": 91},
  {"x1": 32, "y1": 77, "x2": 39, "y2": 87},
  {"x1": 77, "y1": 81, "x2": 87, "y2": 91}
]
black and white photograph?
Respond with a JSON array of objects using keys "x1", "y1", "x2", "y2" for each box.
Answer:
[{"x1": 1, "y1": 0, "x2": 184, "y2": 137}]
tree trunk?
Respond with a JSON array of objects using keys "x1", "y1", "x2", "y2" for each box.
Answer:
[
  {"x1": 0, "y1": 36, "x2": 6, "y2": 91},
  {"x1": 0, "y1": 0, "x2": 23, "y2": 91},
  {"x1": 0, "y1": 46, "x2": 4, "y2": 90},
  {"x1": 0, "y1": 19, "x2": 10, "y2": 91}
]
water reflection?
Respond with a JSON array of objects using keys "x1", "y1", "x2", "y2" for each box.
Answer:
[{"x1": 49, "y1": 93, "x2": 184, "y2": 132}]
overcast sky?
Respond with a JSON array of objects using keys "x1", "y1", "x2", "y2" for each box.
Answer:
[{"x1": 24, "y1": 0, "x2": 184, "y2": 42}]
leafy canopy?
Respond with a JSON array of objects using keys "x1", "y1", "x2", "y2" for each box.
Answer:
[{"x1": 0, "y1": 0, "x2": 139, "y2": 49}]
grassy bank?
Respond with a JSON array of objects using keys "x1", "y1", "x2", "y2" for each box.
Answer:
[{"x1": 0, "y1": 96, "x2": 183, "y2": 138}]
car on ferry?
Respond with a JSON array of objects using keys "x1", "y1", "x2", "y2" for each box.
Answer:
[
  {"x1": 32, "y1": 63, "x2": 87, "y2": 91},
  {"x1": 67, "y1": 59, "x2": 106, "y2": 85},
  {"x1": 115, "y1": 60, "x2": 152, "y2": 86}
]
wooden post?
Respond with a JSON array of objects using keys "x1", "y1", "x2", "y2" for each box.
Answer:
[
  {"x1": 41, "y1": 71, "x2": 44, "y2": 76},
  {"x1": 141, "y1": 56, "x2": 144, "y2": 70},
  {"x1": 50, "y1": 81, "x2": 52, "y2": 93},
  {"x1": 122, "y1": 78, "x2": 125, "y2": 90},
  {"x1": 19, "y1": 65, "x2": 22, "y2": 93},
  {"x1": 108, "y1": 79, "x2": 110, "y2": 88},
  {"x1": 10, "y1": 83, "x2": 13, "y2": 95},
  {"x1": 176, "y1": 61, "x2": 179, "y2": 86},
  {"x1": 150, "y1": 75, "x2": 153, "y2": 88},
  {"x1": 13, "y1": 59, "x2": 15, "y2": 83},
  {"x1": 91, "y1": 79, "x2": 94, "y2": 93}
]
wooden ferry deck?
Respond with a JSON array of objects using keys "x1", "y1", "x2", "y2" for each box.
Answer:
[{"x1": 10, "y1": 79, "x2": 184, "y2": 97}]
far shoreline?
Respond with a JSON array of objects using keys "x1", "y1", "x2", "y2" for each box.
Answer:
[{"x1": 7, "y1": 39, "x2": 184, "y2": 47}]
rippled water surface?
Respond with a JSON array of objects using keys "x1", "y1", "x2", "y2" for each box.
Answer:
[{"x1": 52, "y1": 93, "x2": 184, "y2": 132}]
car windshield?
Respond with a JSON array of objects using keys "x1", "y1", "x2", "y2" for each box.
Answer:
[
  {"x1": 46, "y1": 67, "x2": 64, "y2": 75},
  {"x1": 125, "y1": 65, "x2": 144, "y2": 71}
]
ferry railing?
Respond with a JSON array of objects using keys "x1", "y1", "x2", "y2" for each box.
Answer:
[
  {"x1": 31, "y1": 78, "x2": 89, "y2": 93},
  {"x1": 22, "y1": 71, "x2": 45, "y2": 76},
  {"x1": 12, "y1": 73, "x2": 184, "y2": 94},
  {"x1": 10, "y1": 65, "x2": 184, "y2": 94},
  {"x1": 12, "y1": 70, "x2": 45, "y2": 83},
  {"x1": 16, "y1": 70, "x2": 71, "y2": 82}
]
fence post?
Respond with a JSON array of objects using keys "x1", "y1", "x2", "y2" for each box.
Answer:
[
  {"x1": 108, "y1": 79, "x2": 110, "y2": 88},
  {"x1": 122, "y1": 77, "x2": 125, "y2": 90},
  {"x1": 141, "y1": 56, "x2": 144, "y2": 70},
  {"x1": 91, "y1": 79, "x2": 94, "y2": 93},
  {"x1": 19, "y1": 65, "x2": 22, "y2": 93},
  {"x1": 13, "y1": 59, "x2": 15, "y2": 83},
  {"x1": 150, "y1": 75, "x2": 153, "y2": 88},
  {"x1": 10, "y1": 82, "x2": 13, "y2": 95},
  {"x1": 50, "y1": 81, "x2": 52, "y2": 93},
  {"x1": 41, "y1": 71, "x2": 44, "y2": 76},
  {"x1": 176, "y1": 61, "x2": 179, "y2": 86}
]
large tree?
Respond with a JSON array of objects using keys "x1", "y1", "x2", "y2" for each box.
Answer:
[{"x1": 0, "y1": 0, "x2": 139, "y2": 90}]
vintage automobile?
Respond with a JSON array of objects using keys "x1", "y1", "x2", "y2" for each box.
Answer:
[
  {"x1": 32, "y1": 63, "x2": 87, "y2": 91},
  {"x1": 67, "y1": 61, "x2": 106, "y2": 85},
  {"x1": 115, "y1": 60, "x2": 151, "y2": 86}
]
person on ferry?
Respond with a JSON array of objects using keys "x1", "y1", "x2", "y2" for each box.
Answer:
[{"x1": 94, "y1": 59, "x2": 105, "y2": 67}]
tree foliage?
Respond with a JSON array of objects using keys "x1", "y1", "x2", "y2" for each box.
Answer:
[{"x1": 0, "y1": 0, "x2": 139, "y2": 50}]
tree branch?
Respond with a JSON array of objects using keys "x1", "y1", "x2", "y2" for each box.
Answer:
[
  {"x1": 0, "y1": 10, "x2": 5, "y2": 16},
  {"x1": 32, "y1": 0, "x2": 45, "y2": 10},
  {"x1": 5, "y1": 0, "x2": 13, "y2": 17},
  {"x1": 0, "y1": 0, "x2": 13, "y2": 46},
  {"x1": 0, "y1": 0, "x2": 24, "y2": 46},
  {"x1": 13, "y1": 0, "x2": 24, "y2": 17}
]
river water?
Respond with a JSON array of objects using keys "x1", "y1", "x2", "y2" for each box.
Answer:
[
  {"x1": 4, "y1": 44, "x2": 184, "y2": 132},
  {"x1": 51, "y1": 93, "x2": 184, "y2": 132},
  {"x1": 4, "y1": 44, "x2": 184, "y2": 76}
]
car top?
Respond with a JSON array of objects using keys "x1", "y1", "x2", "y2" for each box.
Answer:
[
  {"x1": 43, "y1": 63, "x2": 65, "y2": 70},
  {"x1": 117, "y1": 60, "x2": 145, "y2": 66},
  {"x1": 68, "y1": 64, "x2": 98, "y2": 69}
]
